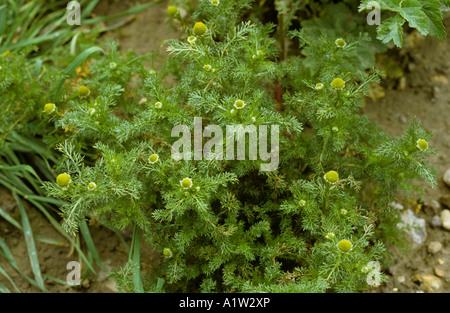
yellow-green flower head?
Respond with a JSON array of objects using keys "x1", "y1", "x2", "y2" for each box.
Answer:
[
  {"x1": 180, "y1": 177, "x2": 193, "y2": 189},
  {"x1": 78, "y1": 85, "x2": 90, "y2": 98},
  {"x1": 88, "y1": 182, "x2": 97, "y2": 191},
  {"x1": 332, "y1": 126, "x2": 339, "y2": 133},
  {"x1": 210, "y1": 0, "x2": 220, "y2": 6},
  {"x1": 56, "y1": 173, "x2": 71, "y2": 189},
  {"x1": 88, "y1": 108, "x2": 96, "y2": 116},
  {"x1": 44, "y1": 103, "x2": 56, "y2": 114},
  {"x1": 416, "y1": 139, "x2": 428, "y2": 151},
  {"x1": 187, "y1": 35, "x2": 197, "y2": 45},
  {"x1": 149, "y1": 154, "x2": 159, "y2": 164},
  {"x1": 299, "y1": 200, "x2": 306, "y2": 207},
  {"x1": 341, "y1": 208, "x2": 347, "y2": 215},
  {"x1": 155, "y1": 101, "x2": 163, "y2": 109},
  {"x1": 193, "y1": 22, "x2": 207, "y2": 36},
  {"x1": 325, "y1": 232, "x2": 335, "y2": 239},
  {"x1": 234, "y1": 99, "x2": 246, "y2": 110},
  {"x1": 109, "y1": 62, "x2": 117, "y2": 69},
  {"x1": 331, "y1": 78, "x2": 345, "y2": 90},
  {"x1": 337, "y1": 239, "x2": 352, "y2": 252},
  {"x1": 163, "y1": 248, "x2": 173, "y2": 258},
  {"x1": 315, "y1": 83, "x2": 324, "y2": 90},
  {"x1": 324, "y1": 170, "x2": 339, "y2": 184},
  {"x1": 335, "y1": 38, "x2": 347, "y2": 48},
  {"x1": 167, "y1": 6, "x2": 178, "y2": 18},
  {"x1": 203, "y1": 64, "x2": 212, "y2": 71}
]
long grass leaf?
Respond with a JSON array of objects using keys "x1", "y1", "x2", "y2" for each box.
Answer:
[
  {"x1": 42, "y1": 273, "x2": 70, "y2": 286},
  {"x1": 78, "y1": 220, "x2": 104, "y2": 269},
  {"x1": 0, "y1": 266, "x2": 20, "y2": 293},
  {"x1": 52, "y1": 46, "x2": 104, "y2": 101},
  {"x1": 83, "y1": 1, "x2": 158, "y2": 25},
  {"x1": 0, "y1": 207, "x2": 22, "y2": 230},
  {"x1": 34, "y1": 236, "x2": 67, "y2": 246},
  {"x1": 14, "y1": 193, "x2": 46, "y2": 291},
  {"x1": 131, "y1": 225, "x2": 143, "y2": 293},
  {"x1": 0, "y1": 282, "x2": 11, "y2": 293},
  {"x1": 0, "y1": 237, "x2": 38, "y2": 289},
  {"x1": 27, "y1": 198, "x2": 97, "y2": 274}
]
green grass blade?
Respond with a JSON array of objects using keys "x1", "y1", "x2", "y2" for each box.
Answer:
[
  {"x1": 0, "y1": 207, "x2": 22, "y2": 230},
  {"x1": 23, "y1": 195, "x2": 65, "y2": 207},
  {"x1": 80, "y1": 0, "x2": 100, "y2": 18},
  {"x1": 42, "y1": 273, "x2": 69, "y2": 286},
  {"x1": 131, "y1": 225, "x2": 143, "y2": 293},
  {"x1": 0, "y1": 282, "x2": 11, "y2": 293},
  {"x1": 83, "y1": 1, "x2": 159, "y2": 25},
  {"x1": 0, "y1": 164, "x2": 41, "y2": 181},
  {"x1": 27, "y1": 198, "x2": 97, "y2": 274},
  {"x1": 0, "y1": 266, "x2": 20, "y2": 293},
  {"x1": 14, "y1": 193, "x2": 46, "y2": 292},
  {"x1": 52, "y1": 46, "x2": 105, "y2": 101},
  {"x1": 0, "y1": 3, "x2": 6, "y2": 36},
  {"x1": 10, "y1": 132, "x2": 57, "y2": 162},
  {"x1": 34, "y1": 236, "x2": 67, "y2": 246},
  {"x1": 0, "y1": 237, "x2": 38, "y2": 289},
  {"x1": 78, "y1": 220, "x2": 104, "y2": 270}
]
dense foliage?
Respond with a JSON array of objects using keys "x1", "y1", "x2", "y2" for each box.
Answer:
[{"x1": 1, "y1": 0, "x2": 447, "y2": 293}]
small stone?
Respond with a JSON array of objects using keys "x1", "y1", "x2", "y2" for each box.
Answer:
[
  {"x1": 434, "y1": 267, "x2": 445, "y2": 278},
  {"x1": 430, "y1": 200, "x2": 441, "y2": 211},
  {"x1": 444, "y1": 168, "x2": 450, "y2": 188},
  {"x1": 438, "y1": 259, "x2": 444, "y2": 265},
  {"x1": 398, "y1": 76, "x2": 407, "y2": 90},
  {"x1": 440, "y1": 209, "x2": 450, "y2": 230},
  {"x1": 427, "y1": 241, "x2": 443, "y2": 254},
  {"x1": 397, "y1": 275, "x2": 406, "y2": 283},
  {"x1": 390, "y1": 201, "x2": 404, "y2": 210},
  {"x1": 81, "y1": 278, "x2": 91, "y2": 289},
  {"x1": 105, "y1": 279, "x2": 118, "y2": 292},
  {"x1": 430, "y1": 215, "x2": 442, "y2": 228},
  {"x1": 412, "y1": 274, "x2": 442, "y2": 293},
  {"x1": 397, "y1": 209, "x2": 427, "y2": 244}
]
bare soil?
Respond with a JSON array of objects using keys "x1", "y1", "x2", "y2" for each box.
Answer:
[
  {"x1": 362, "y1": 15, "x2": 450, "y2": 293},
  {"x1": 0, "y1": 0, "x2": 449, "y2": 293}
]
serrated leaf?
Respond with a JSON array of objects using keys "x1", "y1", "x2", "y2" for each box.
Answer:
[
  {"x1": 366, "y1": 0, "x2": 446, "y2": 46},
  {"x1": 421, "y1": 0, "x2": 446, "y2": 40},
  {"x1": 397, "y1": 0, "x2": 430, "y2": 36},
  {"x1": 377, "y1": 14, "x2": 405, "y2": 47}
]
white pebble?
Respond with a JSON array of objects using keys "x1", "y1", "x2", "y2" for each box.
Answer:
[
  {"x1": 441, "y1": 209, "x2": 450, "y2": 231},
  {"x1": 443, "y1": 168, "x2": 450, "y2": 188},
  {"x1": 428, "y1": 241, "x2": 443, "y2": 254}
]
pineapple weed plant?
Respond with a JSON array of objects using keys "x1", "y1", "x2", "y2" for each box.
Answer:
[{"x1": 1, "y1": 0, "x2": 448, "y2": 292}]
